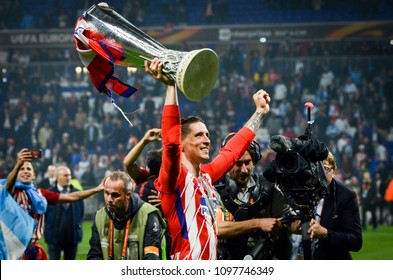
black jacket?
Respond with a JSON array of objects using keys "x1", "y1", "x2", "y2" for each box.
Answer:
[
  {"x1": 216, "y1": 173, "x2": 291, "y2": 260},
  {"x1": 39, "y1": 178, "x2": 57, "y2": 190},
  {"x1": 44, "y1": 185, "x2": 84, "y2": 245},
  {"x1": 313, "y1": 178, "x2": 363, "y2": 260}
]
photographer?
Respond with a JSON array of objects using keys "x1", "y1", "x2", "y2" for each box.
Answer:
[
  {"x1": 307, "y1": 151, "x2": 362, "y2": 259},
  {"x1": 215, "y1": 133, "x2": 292, "y2": 260}
]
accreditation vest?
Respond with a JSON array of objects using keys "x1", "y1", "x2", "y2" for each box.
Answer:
[{"x1": 95, "y1": 203, "x2": 166, "y2": 260}]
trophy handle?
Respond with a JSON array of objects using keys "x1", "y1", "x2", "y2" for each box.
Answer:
[{"x1": 159, "y1": 50, "x2": 187, "y2": 81}]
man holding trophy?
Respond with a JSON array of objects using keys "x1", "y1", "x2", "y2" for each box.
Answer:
[
  {"x1": 144, "y1": 57, "x2": 271, "y2": 259},
  {"x1": 74, "y1": 3, "x2": 272, "y2": 260}
]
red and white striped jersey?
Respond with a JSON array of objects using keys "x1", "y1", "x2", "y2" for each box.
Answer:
[
  {"x1": 12, "y1": 188, "x2": 59, "y2": 243},
  {"x1": 156, "y1": 105, "x2": 255, "y2": 260}
]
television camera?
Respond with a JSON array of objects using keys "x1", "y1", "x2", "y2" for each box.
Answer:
[
  {"x1": 264, "y1": 102, "x2": 328, "y2": 222},
  {"x1": 263, "y1": 102, "x2": 329, "y2": 259}
]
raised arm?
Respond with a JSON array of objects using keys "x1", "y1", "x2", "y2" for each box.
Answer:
[
  {"x1": 123, "y1": 128, "x2": 162, "y2": 179},
  {"x1": 6, "y1": 149, "x2": 33, "y2": 194},
  {"x1": 206, "y1": 89, "x2": 271, "y2": 183},
  {"x1": 244, "y1": 89, "x2": 270, "y2": 133},
  {"x1": 144, "y1": 58, "x2": 181, "y2": 192}
]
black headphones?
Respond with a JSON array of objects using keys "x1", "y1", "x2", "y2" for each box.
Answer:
[{"x1": 221, "y1": 132, "x2": 262, "y2": 164}]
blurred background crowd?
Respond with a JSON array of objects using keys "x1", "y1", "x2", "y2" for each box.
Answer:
[
  {"x1": 1, "y1": 0, "x2": 392, "y2": 29},
  {"x1": 0, "y1": 0, "x2": 393, "y2": 225}
]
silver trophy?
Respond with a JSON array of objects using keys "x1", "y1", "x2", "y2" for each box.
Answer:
[{"x1": 83, "y1": 2, "x2": 219, "y2": 101}]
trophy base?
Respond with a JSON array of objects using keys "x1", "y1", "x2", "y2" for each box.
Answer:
[{"x1": 176, "y1": 48, "x2": 219, "y2": 101}]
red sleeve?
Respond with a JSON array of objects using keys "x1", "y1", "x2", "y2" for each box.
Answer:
[
  {"x1": 156, "y1": 105, "x2": 182, "y2": 193},
  {"x1": 39, "y1": 188, "x2": 60, "y2": 205},
  {"x1": 202, "y1": 127, "x2": 256, "y2": 184}
]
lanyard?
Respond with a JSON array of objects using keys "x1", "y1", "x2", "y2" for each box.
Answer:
[
  {"x1": 108, "y1": 218, "x2": 131, "y2": 260},
  {"x1": 20, "y1": 190, "x2": 37, "y2": 218},
  {"x1": 20, "y1": 191, "x2": 28, "y2": 212},
  {"x1": 200, "y1": 175, "x2": 216, "y2": 225},
  {"x1": 181, "y1": 164, "x2": 217, "y2": 230}
]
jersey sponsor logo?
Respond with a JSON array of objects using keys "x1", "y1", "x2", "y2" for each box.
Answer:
[{"x1": 200, "y1": 197, "x2": 210, "y2": 218}]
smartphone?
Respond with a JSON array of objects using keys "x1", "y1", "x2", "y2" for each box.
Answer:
[{"x1": 30, "y1": 149, "x2": 42, "y2": 159}]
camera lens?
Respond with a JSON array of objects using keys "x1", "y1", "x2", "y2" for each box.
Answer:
[{"x1": 276, "y1": 152, "x2": 300, "y2": 173}]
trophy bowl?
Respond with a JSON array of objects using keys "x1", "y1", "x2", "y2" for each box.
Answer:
[
  {"x1": 75, "y1": 2, "x2": 219, "y2": 101},
  {"x1": 176, "y1": 48, "x2": 219, "y2": 101}
]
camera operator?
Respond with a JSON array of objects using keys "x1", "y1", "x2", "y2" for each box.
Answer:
[
  {"x1": 215, "y1": 133, "x2": 292, "y2": 260},
  {"x1": 306, "y1": 151, "x2": 362, "y2": 259}
]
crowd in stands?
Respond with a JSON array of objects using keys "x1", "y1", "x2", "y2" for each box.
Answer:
[
  {"x1": 1, "y1": 38, "x2": 392, "y2": 183},
  {"x1": 1, "y1": 0, "x2": 392, "y2": 30}
]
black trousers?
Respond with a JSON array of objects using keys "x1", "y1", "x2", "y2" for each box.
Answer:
[{"x1": 47, "y1": 243, "x2": 78, "y2": 260}]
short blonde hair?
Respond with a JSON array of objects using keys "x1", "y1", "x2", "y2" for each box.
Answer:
[{"x1": 324, "y1": 151, "x2": 337, "y2": 171}]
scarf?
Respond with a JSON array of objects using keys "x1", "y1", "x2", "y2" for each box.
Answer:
[
  {"x1": 14, "y1": 180, "x2": 48, "y2": 215},
  {"x1": 73, "y1": 17, "x2": 137, "y2": 99}
]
